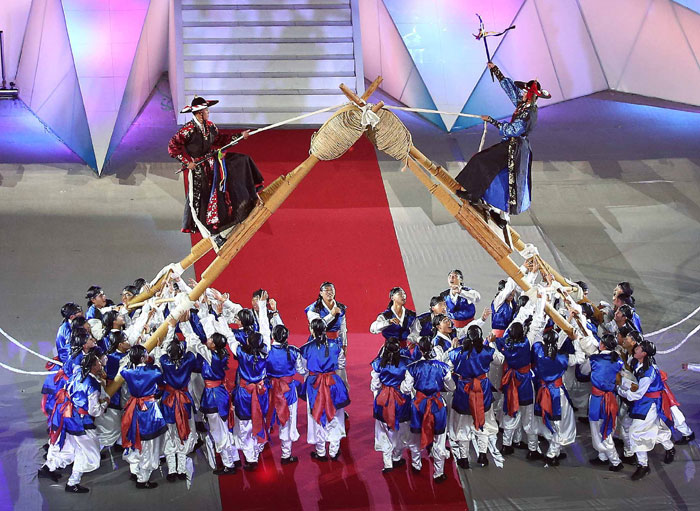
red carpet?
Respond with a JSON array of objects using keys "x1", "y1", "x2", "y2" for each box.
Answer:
[{"x1": 189, "y1": 129, "x2": 468, "y2": 510}]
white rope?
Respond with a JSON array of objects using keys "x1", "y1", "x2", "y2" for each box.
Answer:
[
  {"x1": 0, "y1": 326, "x2": 62, "y2": 366},
  {"x1": 478, "y1": 121, "x2": 488, "y2": 152},
  {"x1": 657, "y1": 323, "x2": 700, "y2": 355},
  {"x1": 381, "y1": 105, "x2": 483, "y2": 119},
  {"x1": 247, "y1": 103, "x2": 347, "y2": 136},
  {"x1": 0, "y1": 360, "x2": 58, "y2": 376},
  {"x1": 646, "y1": 304, "x2": 700, "y2": 337}
]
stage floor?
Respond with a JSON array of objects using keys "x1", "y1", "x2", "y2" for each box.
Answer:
[{"x1": 1, "y1": 80, "x2": 699, "y2": 510}]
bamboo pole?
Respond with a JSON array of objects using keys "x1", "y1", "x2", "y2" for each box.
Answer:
[{"x1": 106, "y1": 156, "x2": 320, "y2": 396}]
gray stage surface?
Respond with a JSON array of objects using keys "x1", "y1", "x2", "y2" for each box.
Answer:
[{"x1": 1, "y1": 82, "x2": 699, "y2": 510}]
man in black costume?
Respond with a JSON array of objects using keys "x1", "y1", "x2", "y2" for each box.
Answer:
[
  {"x1": 168, "y1": 96, "x2": 264, "y2": 247},
  {"x1": 455, "y1": 63, "x2": 550, "y2": 227}
]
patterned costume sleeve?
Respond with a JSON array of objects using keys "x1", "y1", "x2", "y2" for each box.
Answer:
[
  {"x1": 497, "y1": 117, "x2": 528, "y2": 138},
  {"x1": 499, "y1": 75, "x2": 523, "y2": 106},
  {"x1": 168, "y1": 124, "x2": 195, "y2": 164}
]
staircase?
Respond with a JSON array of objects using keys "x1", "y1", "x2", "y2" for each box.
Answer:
[{"x1": 179, "y1": 0, "x2": 363, "y2": 127}]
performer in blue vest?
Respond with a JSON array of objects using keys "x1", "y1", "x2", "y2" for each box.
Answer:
[
  {"x1": 63, "y1": 329, "x2": 97, "y2": 378},
  {"x1": 532, "y1": 329, "x2": 584, "y2": 466},
  {"x1": 455, "y1": 62, "x2": 551, "y2": 227},
  {"x1": 496, "y1": 321, "x2": 539, "y2": 458},
  {"x1": 266, "y1": 325, "x2": 304, "y2": 464},
  {"x1": 580, "y1": 334, "x2": 625, "y2": 471},
  {"x1": 430, "y1": 314, "x2": 456, "y2": 362},
  {"x1": 306, "y1": 282, "x2": 349, "y2": 387},
  {"x1": 300, "y1": 318, "x2": 350, "y2": 461},
  {"x1": 441, "y1": 270, "x2": 481, "y2": 329},
  {"x1": 490, "y1": 279, "x2": 517, "y2": 338},
  {"x1": 401, "y1": 337, "x2": 455, "y2": 483},
  {"x1": 234, "y1": 308, "x2": 257, "y2": 346},
  {"x1": 408, "y1": 296, "x2": 446, "y2": 355},
  {"x1": 120, "y1": 345, "x2": 168, "y2": 489},
  {"x1": 448, "y1": 325, "x2": 504, "y2": 468},
  {"x1": 370, "y1": 287, "x2": 417, "y2": 360},
  {"x1": 85, "y1": 285, "x2": 107, "y2": 321},
  {"x1": 617, "y1": 339, "x2": 675, "y2": 480},
  {"x1": 251, "y1": 288, "x2": 284, "y2": 332},
  {"x1": 94, "y1": 330, "x2": 130, "y2": 451},
  {"x1": 158, "y1": 338, "x2": 198, "y2": 481},
  {"x1": 370, "y1": 338, "x2": 411, "y2": 472},
  {"x1": 55, "y1": 302, "x2": 83, "y2": 364}
]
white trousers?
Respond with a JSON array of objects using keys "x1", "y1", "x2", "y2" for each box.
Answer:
[
  {"x1": 66, "y1": 430, "x2": 102, "y2": 486},
  {"x1": 589, "y1": 420, "x2": 621, "y2": 465},
  {"x1": 234, "y1": 419, "x2": 267, "y2": 463},
  {"x1": 94, "y1": 407, "x2": 122, "y2": 448},
  {"x1": 628, "y1": 403, "x2": 674, "y2": 466},
  {"x1": 407, "y1": 432, "x2": 449, "y2": 478},
  {"x1": 45, "y1": 440, "x2": 75, "y2": 472},
  {"x1": 374, "y1": 420, "x2": 408, "y2": 469},
  {"x1": 206, "y1": 412, "x2": 239, "y2": 467},
  {"x1": 533, "y1": 395, "x2": 576, "y2": 458},
  {"x1": 271, "y1": 400, "x2": 300, "y2": 459},
  {"x1": 671, "y1": 405, "x2": 693, "y2": 436},
  {"x1": 123, "y1": 436, "x2": 163, "y2": 483},
  {"x1": 164, "y1": 421, "x2": 197, "y2": 474},
  {"x1": 449, "y1": 407, "x2": 499, "y2": 459},
  {"x1": 502, "y1": 403, "x2": 538, "y2": 451},
  {"x1": 306, "y1": 406, "x2": 346, "y2": 457}
]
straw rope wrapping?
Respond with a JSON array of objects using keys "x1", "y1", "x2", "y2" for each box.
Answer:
[
  {"x1": 310, "y1": 105, "x2": 365, "y2": 161},
  {"x1": 365, "y1": 108, "x2": 413, "y2": 162}
]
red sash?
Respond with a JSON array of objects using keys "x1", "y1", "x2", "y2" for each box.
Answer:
[
  {"x1": 240, "y1": 378, "x2": 268, "y2": 443},
  {"x1": 500, "y1": 362, "x2": 531, "y2": 417},
  {"x1": 205, "y1": 379, "x2": 236, "y2": 429},
  {"x1": 452, "y1": 318, "x2": 473, "y2": 329},
  {"x1": 326, "y1": 331, "x2": 339, "y2": 340},
  {"x1": 536, "y1": 377, "x2": 563, "y2": 425},
  {"x1": 162, "y1": 385, "x2": 192, "y2": 442},
  {"x1": 659, "y1": 370, "x2": 681, "y2": 407},
  {"x1": 591, "y1": 385, "x2": 618, "y2": 439},
  {"x1": 267, "y1": 376, "x2": 294, "y2": 426},
  {"x1": 376, "y1": 385, "x2": 406, "y2": 430},
  {"x1": 414, "y1": 391, "x2": 444, "y2": 449},
  {"x1": 48, "y1": 388, "x2": 72, "y2": 445},
  {"x1": 644, "y1": 389, "x2": 673, "y2": 423},
  {"x1": 310, "y1": 372, "x2": 337, "y2": 425},
  {"x1": 121, "y1": 395, "x2": 156, "y2": 451},
  {"x1": 491, "y1": 329, "x2": 506, "y2": 338},
  {"x1": 462, "y1": 374, "x2": 487, "y2": 431}
]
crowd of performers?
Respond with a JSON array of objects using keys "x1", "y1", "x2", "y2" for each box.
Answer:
[{"x1": 36, "y1": 262, "x2": 694, "y2": 494}]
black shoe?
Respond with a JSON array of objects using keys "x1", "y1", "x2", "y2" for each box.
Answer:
[
  {"x1": 213, "y1": 235, "x2": 227, "y2": 249},
  {"x1": 664, "y1": 448, "x2": 675, "y2": 464},
  {"x1": 38, "y1": 465, "x2": 62, "y2": 482},
  {"x1": 557, "y1": 452, "x2": 567, "y2": 460},
  {"x1": 166, "y1": 473, "x2": 178, "y2": 482},
  {"x1": 544, "y1": 456, "x2": 559, "y2": 467},
  {"x1": 195, "y1": 421, "x2": 207, "y2": 433},
  {"x1": 631, "y1": 465, "x2": 650, "y2": 481},
  {"x1": 382, "y1": 467, "x2": 393, "y2": 474},
  {"x1": 42, "y1": 443, "x2": 49, "y2": 452},
  {"x1": 330, "y1": 451, "x2": 341, "y2": 461},
  {"x1": 64, "y1": 483, "x2": 89, "y2": 493},
  {"x1": 526, "y1": 450, "x2": 541, "y2": 461},
  {"x1": 477, "y1": 453, "x2": 489, "y2": 467},
  {"x1": 411, "y1": 465, "x2": 422, "y2": 474},
  {"x1": 112, "y1": 444, "x2": 125, "y2": 454},
  {"x1": 392, "y1": 458, "x2": 406, "y2": 468},
  {"x1": 455, "y1": 189, "x2": 472, "y2": 203},
  {"x1": 589, "y1": 457, "x2": 608, "y2": 466},
  {"x1": 677, "y1": 432, "x2": 695, "y2": 445},
  {"x1": 513, "y1": 441, "x2": 528, "y2": 450},
  {"x1": 177, "y1": 473, "x2": 187, "y2": 480},
  {"x1": 281, "y1": 456, "x2": 298, "y2": 465},
  {"x1": 129, "y1": 473, "x2": 137, "y2": 482},
  {"x1": 233, "y1": 460, "x2": 243, "y2": 468},
  {"x1": 620, "y1": 454, "x2": 637, "y2": 464},
  {"x1": 433, "y1": 474, "x2": 448, "y2": 484},
  {"x1": 310, "y1": 452, "x2": 329, "y2": 462},
  {"x1": 213, "y1": 466, "x2": 237, "y2": 476},
  {"x1": 192, "y1": 439, "x2": 204, "y2": 453},
  {"x1": 500, "y1": 445, "x2": 514, "y2": 456},
  {"x1": 490, "y1": 210, "x2": 508, "y2": 228},
  {"x1": 136, "y1": 481, "x2": 159, "y2": 489},
  {"x1": 609, "y1": 463, "x2": 624, "y2": 472},
  {"x1": 457, "y1": 458, "x2": 470, "y2": 469},
  {"x1": 243, "y1": 462, "x2": 258, "y2": 471}
]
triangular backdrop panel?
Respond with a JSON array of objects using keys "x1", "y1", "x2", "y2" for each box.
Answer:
[
  {"x1": 382, "y1": 0, "x2": 524, "y2": 130},
  {"x1": 16, "y1": 0, "x2": 95, "y2": 168},
  {"x1": 106, "y1": 1, "x2": 170, "y2": 168},
  {"x1": 533, "y1": 0, "x2": 608, "y2": 99},
  {"x1": 672, "y1": 0, "x2": 700, "y2": 14},
  {"x1": 673, "y1": 1, "x2": 700, "y2": 72},
  {"x1": 62, "y1": 0, "x2": 150, "y2": 173},
  {"x1": 0, "y1": 0, "x2": 33, "y2": 83},
  {"x1": 362, "y1": 0, "x2": 444, "y2": 129},
  {"x1": 578, "y1": 0, "x2": 653, "y2": 89},
  {"x1": 618, "y1": 0, "x2": 700, "y2": 105}
]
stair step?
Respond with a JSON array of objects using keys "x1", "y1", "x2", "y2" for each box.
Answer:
[
  {"x1": 182, "y1": 8, "x2": 350, "y2": 23},
  {"x1": 185, "y1": 75, "x2": 353, "y2": 92},
  {"x1": 186, "y1": 88, "x2": 349, "y2": 96},
  {"x1": 210, "y1": 111, "x2": 336, "y2": 126},
  {"x1": 186, "y1": 71, "x2": 354, "y2": 78},
  {"x1": 183, "y1": 25, "x2": 351, "y2": 40},
  {"x1": 183, "y1": 42, "x2": 354, "y2": 57},
  {"x1": 195, "y1": 93, "x2": 348, "y2": 109},
  {"x1": 183, "y1": 3, "x2": 349, "y2": 10},
  {"x1": 184, "y1": 59, "x2": 354, "y2": 74},
  {"x1": 183, "y1": 0, "x2": 349, "y2": 6}
]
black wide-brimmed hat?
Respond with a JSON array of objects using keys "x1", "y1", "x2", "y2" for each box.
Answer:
[
  {"x1": 514, "y1": 79, "x2": 551, "y2": 100},
  {"x1": 180, "y1": 95, "x2": 219, "y2": 114}
]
